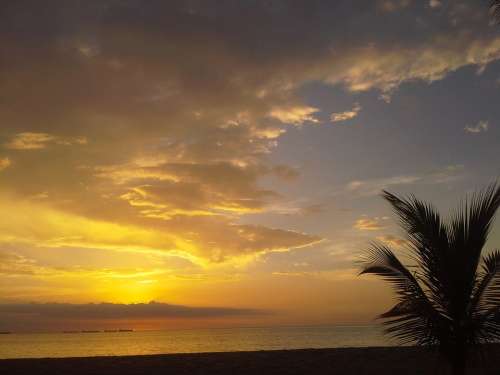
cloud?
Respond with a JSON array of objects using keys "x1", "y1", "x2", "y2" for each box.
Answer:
[
  {"x1": 269, "y1": 106, "x2": 320, "y2": 125},
  {"x1": 299, "y1": 203, "x2": 326, "y2": 216},
  {"x1": 330, "y1": 103, "x2": 362, "y2": 123},
  {"x1": 113, "y1": 161, "x2": 284, "y2": 216},
  {"x1": 0, "y1": 301, "x2": 266, "y2": 320},
  {"x1": 464, "y1": 120, "x2": 489, "y2": 134},
  {"x1": 428, "y1": 164, "x2": 465, "y2": 184},
  {"x1": 378, "y1": 0, "x2": 412, "y2": 13},
  {"x1": 347, "y1": 175, "x2": 421, "y2": 196},
  {"x1": 0, "y1": 195, "x2": 321, "y2": 264},
  {"x1": 5, "y1": 133, "x2": 87, "y2": 150},
  {"x1": 346, "y1": 165, "x2": 464, "y2": 196},
  {"x1": 353, "y1": 216, "x2": 388, "y2": 231},
  {"x1": 429, "y1": 0, "x2": 442, "y2": 9},
  {"x1": 0, "y1": 157, "x2": 11, "y2": 171},
  {"x1": 324, "y1": 36, "x2": 500, "y2": 97},
  {"x1": 0, "y1": 251, "x2": 39, "y2": 276},
  {"x1": 0, "y1": 250, "x2": 171, "y2": 279},
  {"x1": 376, "y1": 234, "x2": 408, "y2": 247}
]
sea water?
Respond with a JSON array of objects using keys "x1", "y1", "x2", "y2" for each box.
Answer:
[{"x1": 0, "y1": 324, "x2": 394, "y2": 359}]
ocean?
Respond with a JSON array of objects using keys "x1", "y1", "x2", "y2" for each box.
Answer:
[{"x1": 0, "y1": 325, "x2": 394, "y2": 359}]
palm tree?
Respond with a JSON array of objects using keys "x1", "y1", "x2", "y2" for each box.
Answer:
[{"x1": 359, "y1": 183, "x2": 500, "y2": 375}]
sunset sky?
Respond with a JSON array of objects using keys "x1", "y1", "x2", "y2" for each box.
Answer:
[{"x1": 1, "y1": 0, "x2": 500, "y2": 332}]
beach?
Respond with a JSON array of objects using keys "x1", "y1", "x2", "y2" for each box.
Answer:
[{"x1": 2, "y1": 346, "x2": 500, "y2": 375}]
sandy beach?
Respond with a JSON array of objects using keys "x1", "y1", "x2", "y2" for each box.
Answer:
[{"x1": 2, "y1": 346, "x2": 500, "y2": 375}]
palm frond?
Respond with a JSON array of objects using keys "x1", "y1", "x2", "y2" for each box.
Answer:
[
  {"x1": 472, "y1": 250, "x2": 500, "y2": 313},
  {"x1": 447, "y1": 183, "x2": 500, "y2": 316},
  {"x1": 360, "y1": 243, "x2": 445, "y2": 345},
  {"x1": 474, "y1": 307, "x2": 500, "y2": 343},
  {"x1": 381, "y1": 191, "x2": 450, "y2": 311},
  {"x1": 359, "y1": 244, "x2": 420, "y2": 297},
  {"x1": 465, "y1": 250, "x2": 500, "y2": 344}
]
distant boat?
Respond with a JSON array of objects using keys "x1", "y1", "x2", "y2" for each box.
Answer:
[
  {"x1": 81, "y1": 330, "x2": 100, "y2": 333},
  {"x1": 119, "y1": 329, "x2": 133, "y2": 332},
  {"x1": 0, "y1": 331, "x2": 12, "y2": 334}
]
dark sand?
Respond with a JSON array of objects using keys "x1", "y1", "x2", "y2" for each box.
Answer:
[{"x1": 2, "y1": 346, "x2": 500, "y2": 375}]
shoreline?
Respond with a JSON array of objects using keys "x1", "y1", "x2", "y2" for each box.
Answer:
[{"x1": 2, "y1": 346, "x2": 500, "y2": 375}]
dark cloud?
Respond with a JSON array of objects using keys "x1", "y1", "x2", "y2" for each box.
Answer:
[
  {"x1": 0, "y1": 301, "x2": 270, "y2": 332},
  {"x1": 0, "y1": 301, "x2": 266, "y2": 319}
]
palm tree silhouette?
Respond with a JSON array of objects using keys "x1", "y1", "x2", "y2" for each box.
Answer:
[{"x1": 360, "y1": 184, "x2": 500, "y2": 375}]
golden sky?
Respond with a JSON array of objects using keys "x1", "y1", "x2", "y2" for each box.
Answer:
[{"x1": 1, "y1": 0, "x2": 500, "y2": 331}]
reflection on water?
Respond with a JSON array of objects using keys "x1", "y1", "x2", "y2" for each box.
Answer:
[{"x1": 0, "y1": 325, "x2": 394, "y2": 359}]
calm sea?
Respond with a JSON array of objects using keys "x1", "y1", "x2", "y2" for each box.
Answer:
[{"x1": 0, "y1": 325, "x2": 394, "y2": 359}]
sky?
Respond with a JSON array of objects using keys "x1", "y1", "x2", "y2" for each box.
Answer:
[{"x1": 1, "y1": 0, "x2": 500, "y2": 332}]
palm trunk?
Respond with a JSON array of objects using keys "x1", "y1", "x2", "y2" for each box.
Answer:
[
  {"x1": 450, "y1": 346, "x2": 466, "y2": 375},
  {"x1": 451, "y1": 359, "x2": 465, "y2": 375}
]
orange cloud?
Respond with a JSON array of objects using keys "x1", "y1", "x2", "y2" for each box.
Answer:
[
  {"x1": 376, "y1": 234, "x2": 409, "y2": 247},
  {"x1": 331, "y1": 103, "x2": 362, "y2": 123},
  {"x1": 353, "y1": 217, "x2": 388, "y2": 231},
  {"x1": 378, "y1": 0, "x2": 412, "y2": 13},
  {"x1": 0, "y1": 157, "x2": 10, "y2": 171},
  {"x1": 269, "y1": 106, "x2": 320, "y2": 125},
  {"x1": 5, "y1": 133, "x2": 87, "y2": 150},
  {"x1": 0, "y1": 194, "x2": 320, "y2": 265}
]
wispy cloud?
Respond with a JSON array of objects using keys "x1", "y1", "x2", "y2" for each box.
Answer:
[
  {"x1": 269, "y1": 106, "x2": 319, "y2": 125},
  {"x1": 0, "y1": 250, "x2": 169, "y2": 279},
  {"x1": 376, "y1": 234, "x2": 408, "y2": 247},
  {"x1": 347, "y1": 175, "x2": 421, "y2": 196},
  {"x1": 0, "y1": 157, "x2": 10, "y2": 171},
  {"x1": 353, "y1": 216, "x2": 389, "y2": 231},
  {"x1": 5, "y1": 133, "x2": 87, "y2": 150},
  {"x1": 378, "y1": 0, "x2": 412, "y2": 13},
  {"x1": 464, "y1": 120, "x2": 489, "y2": 134},
  {"x1": 346, "y1": 165, "x2": 464, "y2": 196},
  {"x1": 429, "y1": 0, "x2": 442, "y2": 9},
  {"x1": 330, "y1": 103, "x2": 362, "y2": 123},
  {"x1": 325, "y1": 36, "x2": 500, "y2": 99},
  {"x1": 77, "y1": 43, "x2": 100, "y2": 58}
]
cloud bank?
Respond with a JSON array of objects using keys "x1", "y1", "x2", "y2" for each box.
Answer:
[{"x1": 0, "y1": 301, "x2": 265, "y2": 319}]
